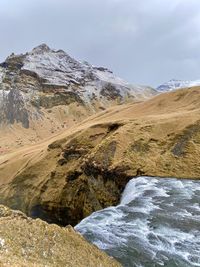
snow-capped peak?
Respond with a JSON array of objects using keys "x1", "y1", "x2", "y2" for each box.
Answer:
[
  {"x1": 0, "y1": 44, "x2": 156, "y2": 129},
  {"x1": 1, "y1": 44, "x2": 156, "y2": 103},
  {"x1": 20, "y1": 44, "x2": 131, "y2": 90},
  {"x1": 32, "y1": 43, "x2": 52, "y2": 53},
  {"x1": 157, "y1": 79, "x2": 200, "y2": 92}
]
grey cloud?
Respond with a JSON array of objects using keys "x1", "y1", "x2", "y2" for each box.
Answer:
[{"x1": 0, "y1": 0, "x2": 200, "y2": 86}]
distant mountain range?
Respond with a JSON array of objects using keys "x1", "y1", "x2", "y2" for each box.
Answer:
[{"x1": 157, "y1": 79, "x2": 200, "y2": 92}]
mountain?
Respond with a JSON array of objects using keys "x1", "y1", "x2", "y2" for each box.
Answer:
[
  {"x1": 0, "y1": 86, "x2": 200, "y2": 226},
  {"x1": 0, "y1": 44, "x2": 156, "y2": 151},
  {"x1": 157, "y1": 79, "x2": 200, "y2": 92}
]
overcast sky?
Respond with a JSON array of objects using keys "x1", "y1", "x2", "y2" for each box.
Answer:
[{"x1": 0, "y1": 0, "x2": 200, "y2": 87}]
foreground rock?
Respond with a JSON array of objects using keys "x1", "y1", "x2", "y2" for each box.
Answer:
[
  {"x1": 0, "y1": 87, "x2": 200, "y2": 226},
  {"x1": 0, "y1": 205, "x2": 121, "y2": 267}
]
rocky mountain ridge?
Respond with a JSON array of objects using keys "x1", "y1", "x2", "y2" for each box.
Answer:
[
  {"x1": 0, "y1": 44, "x2": 156, "y2": 152},
  {"x1": 0, "y1": 44, "x2": 156, "y2": 129}
]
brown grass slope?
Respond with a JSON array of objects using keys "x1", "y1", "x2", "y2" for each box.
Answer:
[{"x1": 0, "y1": 86, "x2": 200, "y2": 226}]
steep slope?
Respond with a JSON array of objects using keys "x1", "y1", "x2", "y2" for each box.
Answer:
[
  {"x1": 0, "y1": 205, "x2": 121, "y2": 267},
  {"x1": 0, "y1": 44, "x2": 156, "y2": 152},
  {"x1": 1, "y1": 86, "x2": 200, "y2": 226},
  {"x1": 157, "y1": 78, "x2": 200, "y2": 92}
]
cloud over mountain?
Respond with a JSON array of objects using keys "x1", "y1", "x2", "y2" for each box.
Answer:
[{"x1": 0, "y1": 0, "x2": 200, "y2": 86}]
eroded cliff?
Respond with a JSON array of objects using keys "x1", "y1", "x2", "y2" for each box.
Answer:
[{"x1": 0, "y1": 87, "x2": 200, "y2": 226}]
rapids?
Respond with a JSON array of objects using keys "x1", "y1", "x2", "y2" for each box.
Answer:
[{"x1": 75, "y1": 177, "x2": 200, "y2": 267}]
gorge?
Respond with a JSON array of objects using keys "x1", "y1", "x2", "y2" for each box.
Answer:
[{"x1": 0, "y1": 45, "x2": 200, "y2": 266}]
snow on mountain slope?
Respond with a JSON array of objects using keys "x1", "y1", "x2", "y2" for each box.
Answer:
[
  {"x1": 22, "y1": 44, "x2": 129, "y2": 88},
  {"x1": 21, "y1": 44, "x2": 153, "y2": 101},
  {"x1": 157, "y1": 79, "x2": 200, "y2": 92},
  {"x1": 0, "y1": 44, "x2": 156, "y2": 136},
  {"x1": 0, "y1": 68, "x2": 4, "y2": 82},
  {"x1": 22, "y1": 44, "x2": 86, "y2": 86}
]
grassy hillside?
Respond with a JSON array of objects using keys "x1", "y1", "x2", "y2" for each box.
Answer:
[{"x1": 0, "y1": 86, "x2": 200, "y2": 225}]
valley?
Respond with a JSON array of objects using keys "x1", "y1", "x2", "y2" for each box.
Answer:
[
  {"x1": 0, "y1": 86, "x2": 200, "y2": 228},
  {"x1": 0, "y1": 44, "x2": 200, "y2": 267}
]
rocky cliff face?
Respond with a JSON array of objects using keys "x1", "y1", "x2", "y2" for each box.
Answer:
[
  {"x1": 0, "y1": 205, "x2": 121, "y2": 267},
  {"x1": 0, "y1": 44, "x2": 156, "y2": 130}
]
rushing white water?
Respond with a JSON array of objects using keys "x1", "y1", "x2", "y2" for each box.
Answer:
[{"x1": 75, "y1": 177, "x2": 200, "y2": 267}]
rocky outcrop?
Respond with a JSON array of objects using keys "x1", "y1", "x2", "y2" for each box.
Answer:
[
  {"x1": 0, "y1": 88, "x2": 29, "y2": 128},
  {"x1": 31, "y1": 91, "x2": 85, "y2": 109},
  {"x1": 0, "y1": 122, "x2": 129, "y2": 226},
  {"x1": 0, "y1": 205, "x2": 121, "y2": 267}
]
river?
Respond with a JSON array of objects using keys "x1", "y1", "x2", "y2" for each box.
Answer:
[{"x1": 75, "y1": 176, "x2": 200, "y2": 267}]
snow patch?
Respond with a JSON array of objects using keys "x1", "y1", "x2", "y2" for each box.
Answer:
[
  {"x1": 0, "y1": 68, "x2": 5, "y2": 83},
  {"x1": 0, "y1": 238, "x2": 5, "y2": 247},
  {"x1": 157, "y1": 79, "x2": 200, "y2": 92}
]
